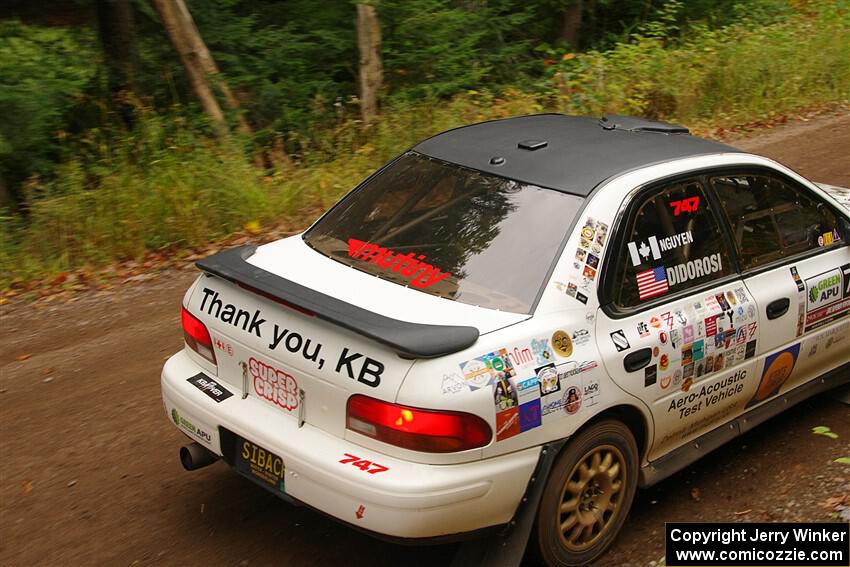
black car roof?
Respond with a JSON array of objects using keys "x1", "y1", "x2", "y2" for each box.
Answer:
[{"x1": 413, "y1": 114, "x2": 741, "y2": 197}]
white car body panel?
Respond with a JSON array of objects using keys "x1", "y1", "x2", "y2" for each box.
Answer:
[{"x1": 162, "y1": 140, "x2": 850, "y2": 541}]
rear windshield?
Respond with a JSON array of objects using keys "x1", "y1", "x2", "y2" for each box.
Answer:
[{"x1": 303, "y1": 152, "x2": 583, "y2": 314}]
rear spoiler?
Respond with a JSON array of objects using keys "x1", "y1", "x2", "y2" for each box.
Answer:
[{"x1": 196, "y1": 245, "x2": 480, "y2": 359}]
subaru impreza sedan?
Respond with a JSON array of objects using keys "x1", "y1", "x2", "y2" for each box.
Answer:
[{"x1": 162, "y1": 114, "x2": 850, "y2": 566}]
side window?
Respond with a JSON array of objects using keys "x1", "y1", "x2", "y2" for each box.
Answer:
[
  {"x1": 612, "y1": 178, "x2": 733, "y2": 309},
  {"x1": 710, "y1": 173, "x2": 843, "y2": 270}
]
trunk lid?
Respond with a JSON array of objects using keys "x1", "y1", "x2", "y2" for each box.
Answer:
[{"x1": 186, "y1": 236, "x2": 526, "y2": 437}]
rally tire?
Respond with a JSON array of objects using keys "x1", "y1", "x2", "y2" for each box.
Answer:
[{"x1": 534, "y1": 420, "x2": 639, "y2": 566}]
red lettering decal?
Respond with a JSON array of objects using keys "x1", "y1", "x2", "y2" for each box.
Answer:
[
  {"x1": 339, "y1": 453, "x2": 390, "y2": 474},
  {"x1": 669, "y1": 196, "x2": 700, "y2": 216}
]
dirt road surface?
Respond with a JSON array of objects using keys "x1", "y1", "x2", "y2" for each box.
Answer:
[{"x1": 2, "y1": 113, "x2": 849, "y2": 567}]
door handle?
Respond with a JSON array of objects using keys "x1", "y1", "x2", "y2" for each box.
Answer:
[
  {"x1": 623, "y1": 348, "x2": 652, "y2": 373},
  {"x1": 766, "y1": 297, "x2": 790, "y2": 320}
]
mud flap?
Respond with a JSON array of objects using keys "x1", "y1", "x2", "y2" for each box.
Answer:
[{"x1": 450, "y1": 439, "x2": 567, "y2": 567}]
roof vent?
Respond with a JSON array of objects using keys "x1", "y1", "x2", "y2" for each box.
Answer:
[
  {"x1": 517, "y1": 139, "x2": 548, "y2": 151},
  {"x1": 599, "y1": 115, "x2": 689, "y2": 134}
]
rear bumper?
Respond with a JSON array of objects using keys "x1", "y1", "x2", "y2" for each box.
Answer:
[{"x1": 161, "y1": 350, "x2": 540, "y2": 539}]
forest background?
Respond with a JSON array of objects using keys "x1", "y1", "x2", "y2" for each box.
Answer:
[{"x1": 1, "y1": 0, "x2": 848, "y2": 289}]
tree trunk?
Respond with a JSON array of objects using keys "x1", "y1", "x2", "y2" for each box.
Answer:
[
  {"x1": 170, "y1": 0, "x2": 251, "y2": 135},
  {"x1": 154, "y1": 0, "x2": 229, "y2": 136},
  {"x1": 95, "y1": 0, "x2": 138, "y2": 95},
  {"x1": 356, "y1": 3, "x2": 383, "y2": 125},
  {"x1": 0, "y1": 173, "x2": 13, "y2": 211},
  {"x1": 561, "y1": 0, "x2": 583, "y2": 49}
]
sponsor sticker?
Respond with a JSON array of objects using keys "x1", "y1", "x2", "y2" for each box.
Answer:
[
  {"x1": 187, "y1": 373, "x2": 233, "y2": 403},
  {"x1": 562, "y1": 385, "x2": 582, "y2": 414},
  {"x1": 610, "y1": 330, "x2": 630, "y2": 352},
  {"x1": 790, "y1": 266, "x2": 805, "y2": 292},
  {"x1": 536, "y1": 363, "x2": 560, "y2": 396},
  {"x1": 746, "y1": 344, "x2": 800, "y2": 408},
  {"x1": 551, "y1": 330, "x2": 573, "y2": 358},
  {"x1": 804, "y1": 265, "x2": 850, "y2": 330},
  {"x1": 637, "y1": 266, "x2": 669, "y2": 300},
  {"x1": 460, "y1": 349, "x2": 516, "y2": 390},
  {"x1": 519, "y1": 400, "x2": 542, "y2": 432},
  {"x1": 644, "y1": 364, "x2": 657, "y2": 387},
  {"x1": 249, "y1": 357, "x2": 299, "y2": 411}
]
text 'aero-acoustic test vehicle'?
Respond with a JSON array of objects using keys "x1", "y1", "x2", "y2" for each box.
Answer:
[{"x1": 162, "y1": 114, "x2": 850, "y2": 566}]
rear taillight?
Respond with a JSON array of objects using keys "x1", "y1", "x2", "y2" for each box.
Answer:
[
  {"x1": 181, "y1": 307, "x2": 216, "y2": 365},
  {"x1": 346, "y1": 395, "x2": 492, "y2": 453}
]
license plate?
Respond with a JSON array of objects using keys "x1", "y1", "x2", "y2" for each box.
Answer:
[{"x1": 233, "y1": 437, "x2": 286, "y2": 494}]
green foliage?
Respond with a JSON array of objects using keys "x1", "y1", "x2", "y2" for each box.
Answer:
[
  {"x1": 1, "y1": 0, "x2": 849, "y2": 286},
  {"x1": 537, "y1": 2, "x2": 850, "y2": 125},
  {"x1": 1, "y1": 107, "x2": 275, "y2": 280},
  {"x1": 0, "y1": 21, "x2": 98, "y2": 190},
  {"x1": 380, "y1": 0, "x2": 537, "y2": 100}
]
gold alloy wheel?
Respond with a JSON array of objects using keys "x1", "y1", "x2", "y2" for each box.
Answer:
[{"x1": 557, "y1": 443, "x2": 625, "y2": 552}]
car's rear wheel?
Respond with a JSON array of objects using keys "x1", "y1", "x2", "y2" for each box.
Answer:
[{"x1": 534, "y1": 420, "x2": 638, "y2": 566}]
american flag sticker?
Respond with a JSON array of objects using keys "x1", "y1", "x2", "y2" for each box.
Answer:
[{"x1": 637, "y1": 266, "x2": 669, "y2": 300}]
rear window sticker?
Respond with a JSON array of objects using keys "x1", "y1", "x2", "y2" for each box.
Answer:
[
  {"x1": 637, "y1": 266, "x2": 669, "y2": 300},
  {"x1": 666, "y1": 254, "x2": 723, "y2": 288},
  {"x1": 669, "y1": 196, "x2": 699, "y2": 216},
  {"x1": 347, "y1": 239, "x2": 451, "y2": 289}
]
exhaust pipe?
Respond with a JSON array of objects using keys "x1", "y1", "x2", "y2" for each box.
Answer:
[{"x1": 180, "y1": 442, "x2": 219, "y2": 471}]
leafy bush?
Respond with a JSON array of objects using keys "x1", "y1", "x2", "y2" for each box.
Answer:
[{"x1": 0, "y1": 21, "x2": 98, "y2": 195}]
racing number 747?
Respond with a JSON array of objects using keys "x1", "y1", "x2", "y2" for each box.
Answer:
[{"x1": 339, "y1": 453, "x2": 389, "y2": 474}]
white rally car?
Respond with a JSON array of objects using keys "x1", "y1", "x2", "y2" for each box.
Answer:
[{"x1": 162, "y1": 114, "x2": 850, "y2": 566}]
